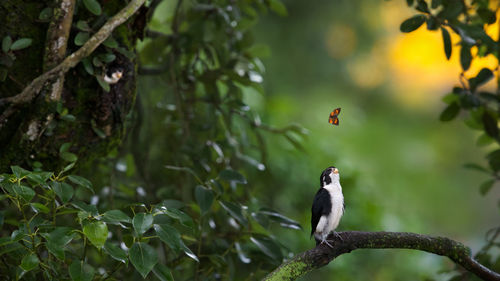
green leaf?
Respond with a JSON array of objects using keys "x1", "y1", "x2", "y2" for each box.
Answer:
[
  {"x1": 235, "y1": 242, "x2": 251, "y2": 264},
  {"x1": 67, "y1": 175, "x2": 94, "y2": 193},
  {"x1": 69, "y1": 261, "x2": 95, "y2": 281},
  {"x1": 250, "y1": 236, "x2": 283, "y2": 261},
  {"x1": 252, "y1": 212, "x2": 270, "y2": 228},
  {"x1": 482, "y1": 111, "x2": 498, "y2": 138},
  {"x1": 82, "y1": 58, "x2": 94, "y2": 75},
  {"x1": 104, "y1": 241, "x2": 127, "y2": 263},
  {"x1": 60, "y1": 152, "x2": 78, "y2": 162},
  {"x1": 415, "y1": 0, "x2": 429, "y2": 13},
  {"x1": 219, "y1": 169, "x2": 247, "y2": 184},
  {"x1": 10, "y1": 38, "x2": 32, "y2": 51},
  {"x1": 116, "y1": 46, "x2": 136, "y2": 59},
  {"x1": 152, "y1": 263, "x2": 174, "y2": 281},
  {"x1": 479, "y1": 91, "x2": 500, "y2": 102},
  {"x1": 44, "y1": 227, "x2": 73, "y2": 260},
  {"x1": 464, "y1": 163, "x2": 490, "y2": 174},
  {"x1": 51, "y1": 181, "x2": 74, "y2": 203},
  {"x1": 72, "y1": 201, "x2": 98, "y2": 216},
  {"x1": 129, "y1": 242, "x2": 158, "y2": 278},
  {"x1": 92, "y1": 56, "x2": 103, "y2": 67},
  {"x1": 154, "y1": 224, "x2": 182, "y2": 252},
  {"x1": 20, "y1": 253, "x2": 39, "y2": 272},
  {"x1": 74, "y1": 32, "x2": 89, "y2": 46},
  {"x1": 59, "y1": 142, "x2": 71, "y2": 154},
  {"x1": 438, "y1": 0, "x2": 463, "y2": 19},
  {"x1": 61, "y1": 114, "x2": 76, "y2": 122},
  {"x1": 480, "y1": 179, "x2": 495, "y2": 196},
  {"x1": 98, "y1": 53, "x2": 116, "y2": 63},
  {"x1": 400, "y1": 15, "x2": 426, "y2": 33},
  {"x1": 460, "y1": 45, "x2": 472, "y2": 71},
  {"x1": 2, "y1": 36, "x2": 12, "y2": 53},
  {"x1": 30, "y1": 203, "x2": 50, "y2": 214},
  {"x1": 26, "y1": 171, "x2": 52, "y2": 185},
  {"x1": 133, "y1": 213, "x2": 153, "y2": 236},
  {"x1": 470, "y1": 68, "x2": 493, "y2": 92},
  {"x1": 62, "y1": 162, "x2": 76, "y2": 173},
  {"x1": 0, "y1": 242, "x2": 22, "y2": 255},
  {"x1": 195, "y1": 185, "x2": 214, "y2": 214},
  {"x1": 76, "y1": 20, "x2": 91, "y2": 31},
  {"x1": 14, "y1": 185, "x2": 35, "y2": 202},
  {"x1": 180, "y1": 240, "x2": 199, "y2": 262},
  {"x1": 476, "y1": 133, "x2": 495, "y2": 147},
  {"x1": 477, "y1": 8, "x2": 496, "y2": 24},
  {"x1": 487, "y1": 149, "x2": 500, "y2": 172},
  {"x1": 96, "y1": 76, "x2": 111, "y2": 92},
  {"x1": 83, "y1": 221, "x2": 108, "y2": 248},
  {"x1": 11, "y1": 229, "x2": 26, "y2": 242},
  {"x1": 11, "y1": 166, "x2": 31, "y2": 179},
  {"x1": 268, "y1": 0, "x2": 287, "y2": 16},
  {"x1": 39, "y1": 7, "x2": 53, "y2": 21},
  {"x1": 160, "y1": 208, "x2": 193, "y2": 227},
  {"x1": 259, "y1": 209, "x2": 302, "y2": 230},
  {"x1": 219, "y1": 201, "x2": 248, "y2": 225},
  {"x1": 439, "y1": 103, "x2": 460, "y2": 122},
  {"x1": 83, "y1": 0, "x2": 102, "y2": 15},
  {"x1": 103, "y1": 36, "x2": 119, "y2": 48},
  {"x1": 102, "y1": 210, "x2": 131, "y2": 224},
  {"x1": 441, "y1": 27, "x2": 451, "y2": 60}
]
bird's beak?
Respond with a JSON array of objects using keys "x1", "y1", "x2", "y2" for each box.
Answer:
[{"x1": 332, "y1": 168, "x2": 339, "y2": 174}]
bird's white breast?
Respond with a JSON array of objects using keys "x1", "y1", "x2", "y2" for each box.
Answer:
[{"x1": 316, "y1": 182, "x2": 344, "y2": 236}]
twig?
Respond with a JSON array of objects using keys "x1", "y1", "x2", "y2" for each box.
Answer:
[
  {"x1": 263, "y1": 231, "x2": 500, "y2": 281},
  {"x1": 164, "y1": 165, "x2": 204, "y2": 185}
]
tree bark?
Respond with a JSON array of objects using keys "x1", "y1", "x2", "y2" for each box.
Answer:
[
  {"x1": 0, "y1": 0, "x2": 146, "y2": 172},
  {"x1": 264, "y1": 231, "x2": 500, "y2": 281}
]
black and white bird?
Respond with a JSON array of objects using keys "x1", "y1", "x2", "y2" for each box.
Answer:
[
  {"x1": 104, "y1": 67, "x2": 123, "y2": 84},
  {"x1": 311, "y1": 166, "x2": 345, "y2": 247}
]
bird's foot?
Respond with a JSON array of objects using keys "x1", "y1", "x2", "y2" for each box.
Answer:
[
  {"x1": 321, "y1": 238, "x2": 334, "y2": 248},
  {"x1": 333, "y1": 231, "x2": 344, "y2": 242}
]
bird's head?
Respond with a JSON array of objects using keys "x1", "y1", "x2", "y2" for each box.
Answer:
[{"x1": 320, "y1": 166, "x2": 339, "y2": 187}]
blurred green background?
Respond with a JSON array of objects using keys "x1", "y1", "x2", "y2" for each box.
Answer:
[
  {"x1": 135, "y1": 0, "x2": 499, "y2": 279},
  {"x1": 237, "y1": 0, "x2": 498, "y2": 279}
]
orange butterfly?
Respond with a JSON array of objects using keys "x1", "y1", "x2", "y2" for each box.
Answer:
[{"x1": 328, "y1": 108, "x2": 341, "y2": 126}]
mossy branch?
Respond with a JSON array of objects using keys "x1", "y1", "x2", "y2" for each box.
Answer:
[
  {"x1": 263, "y1": 231, "x2": 500, "y2": 281},
  {"x1": 0, "y1": 0, "x2": 146, "y2": 126}
]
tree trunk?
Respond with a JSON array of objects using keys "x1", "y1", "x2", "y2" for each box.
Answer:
[{"x1": 0, "y1": 0, "x2": 141, "y2": 172}]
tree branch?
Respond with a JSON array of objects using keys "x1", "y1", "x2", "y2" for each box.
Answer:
[
  {"x1": 263, "y1": 231, "x2": 500, "y2": 281},
  {"x1": 0, "y1": 0, "x2": 147, "y2": 127},
  {"x1": 43, "y1": 0, "x2": 76, "y2": 102}
]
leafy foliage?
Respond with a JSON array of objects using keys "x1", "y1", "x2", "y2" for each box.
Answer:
[
  {"x1": 0, "y1": 163, "x2": 300, "y2": 280},
  {"x1": 0, "y1": 0, "x2": 306, "y2": 279},
  {"x1": 0, "y1": 35, "x2": 32, "y2": 82},
  {"x1": 402, "y1": 0, "x2": 500, "y2": 278}
]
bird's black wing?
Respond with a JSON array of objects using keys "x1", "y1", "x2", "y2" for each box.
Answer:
[{"x1": 310, "y1": 188, "x2": 331, "y2": 237}]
